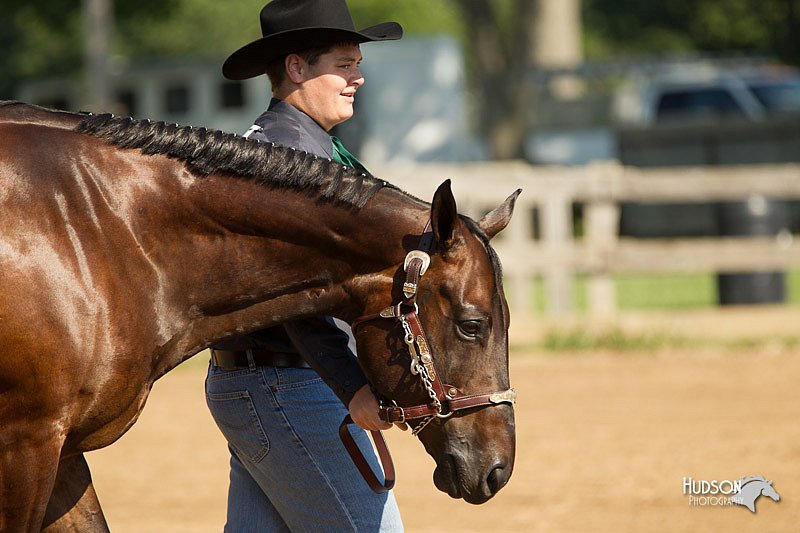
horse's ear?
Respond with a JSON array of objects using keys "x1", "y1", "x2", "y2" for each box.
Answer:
[
  {"x1": 431, "y1": 180, "x2": 458, "y2": 248},
  {"x1": 478, "y1": 189, "x2": 522, "y2": 239}
]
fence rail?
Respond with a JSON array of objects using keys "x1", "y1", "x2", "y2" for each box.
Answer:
[{"x1": 375, "y1": 161, "x2": 800, "y2": 315}]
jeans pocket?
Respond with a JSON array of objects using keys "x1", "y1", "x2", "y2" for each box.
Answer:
[{"x1": 206, "y1": 390, "x2": 270, "y2": 463}]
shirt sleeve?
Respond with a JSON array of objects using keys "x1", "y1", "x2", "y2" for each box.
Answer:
[{"x1": 282, "y1": 317, "x2": 368, "y2": 407}]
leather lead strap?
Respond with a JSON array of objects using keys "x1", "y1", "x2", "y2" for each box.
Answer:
[{"x1": 339, "y1": 416, "x2": 395, "y2": 493}]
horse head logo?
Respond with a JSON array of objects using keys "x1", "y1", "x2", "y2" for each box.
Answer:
[{"x1": 732, "y1": 476, "x2": 781, "y2": 513}]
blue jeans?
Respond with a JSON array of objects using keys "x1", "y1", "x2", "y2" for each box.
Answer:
[{"x1": 205, "y1": 361, "x2": 403, "y2": 532}]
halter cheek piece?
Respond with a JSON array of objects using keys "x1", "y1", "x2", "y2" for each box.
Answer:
[{"x1": 340, "y1": 221, "x2": 516, "y2": 493}]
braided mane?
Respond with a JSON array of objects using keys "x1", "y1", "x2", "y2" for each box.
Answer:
[{"x1": 74, "y1": 113, "x2": 394, "y2": 208}]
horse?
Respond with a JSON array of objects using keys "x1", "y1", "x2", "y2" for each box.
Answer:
[
  {"x1": 0, "y1": 101, "x2": 519, "y2": 532},
  {"x1": 732, "y1": 476, "x2": 781, "y2": 512}
]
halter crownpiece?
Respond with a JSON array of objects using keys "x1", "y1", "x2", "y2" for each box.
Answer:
[{"x1": 402, "y1": 250, "x2": 430, "y2": 298}]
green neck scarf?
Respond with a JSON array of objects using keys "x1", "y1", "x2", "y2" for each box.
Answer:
[{"x1": 330, "y1": 135, "x2": 367, "y2": 173}]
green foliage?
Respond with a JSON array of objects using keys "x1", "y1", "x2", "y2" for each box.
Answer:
[
  {"x1": 348, "y1": 0, "x2": 463, "y2": 37},
  {"x1": 583, "y1": 0, "x2": 800, "y2": 65},
  {"x1": 542, "y1": 327, "x2": 689, "y2": 352},
  {"x1": 615, "y1": 273, "x2": 717, "y2": 310},
  {"x1": 550, "y1": 273, "x2": 709, "y2": 312},
  {"x1": 115, "y1": 0, "x2": 264, "y2": 60},
  {"x1": 0, "y1": 0, "x2": 174, "y2": 97},
  {"x1": 0, "y1": 0, "x2": 465, "y2": 98},
  {"x1": 527, "y1": 269, "x2": 800, "y2": 354},
  {"x1": 0, "y1": 2, "x2": 82, "y2": 96},
  {"x1": 539, "y1": 326, "x2": 800, "y2": 353},
  {"x1": 531, "y1": 271, "x2": 800, "y2": 314}
]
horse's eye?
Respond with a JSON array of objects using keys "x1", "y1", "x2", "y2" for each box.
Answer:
[{"x1": 457, "y1": 320, "x2": 483, "y2": 339}]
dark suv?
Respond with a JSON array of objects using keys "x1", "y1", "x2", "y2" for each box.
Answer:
[{"x1": 617, "y1": 65, "x2": 800, "y2": 125}]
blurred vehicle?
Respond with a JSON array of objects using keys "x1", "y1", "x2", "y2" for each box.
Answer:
[
  {"x1": 614, "y1": 64, "x2": 800, "y2": 125},
  {"x1": 525, "y1": 62, "x2": 800, "y2": 167}
]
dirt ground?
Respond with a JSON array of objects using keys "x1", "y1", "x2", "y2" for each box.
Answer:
[{"x1": 87, "y1": 309, "x2": 800, "y2": 532}]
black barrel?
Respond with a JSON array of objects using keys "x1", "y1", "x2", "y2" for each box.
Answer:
[{"x1": 716, "y1": 196, "x2": 788, "y2": 305}]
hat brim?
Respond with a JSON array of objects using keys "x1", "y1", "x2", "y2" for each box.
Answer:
[{"x1": 222, "y1": 22, "x2": 403, "y2": 80}]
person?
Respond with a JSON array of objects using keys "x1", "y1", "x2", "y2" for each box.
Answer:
[{"x1": 204, "y1": 1, "x2": 405, "y2": 531}]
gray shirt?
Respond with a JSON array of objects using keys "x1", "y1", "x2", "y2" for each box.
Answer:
[
  {"x1": 212, "y1": 98, "x2": 367, "y2": 405},
  {"x1": 246, "y1": 98, "x2": 335, "y2": 157}
]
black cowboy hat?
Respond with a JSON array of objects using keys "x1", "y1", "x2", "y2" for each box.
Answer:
[{"x1": 222, "y1": 0, "x2": 403, "y2": 80}]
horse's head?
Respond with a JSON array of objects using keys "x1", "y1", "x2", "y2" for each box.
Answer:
[
  {"x1": 353, "y1": 180, "x2": 519, "y2": 504},
  {"x1": 761, "y1": 480, "x2": 781, "y2": 502}
]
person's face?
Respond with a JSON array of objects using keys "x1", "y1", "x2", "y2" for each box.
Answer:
[{"x1": 286, "y1": 43, "x2": 364, "y2": 131}]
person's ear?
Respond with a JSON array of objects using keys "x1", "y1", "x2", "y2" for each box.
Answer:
[{"x1": 285, "y1": 53, "x2": 305, "y2": 84}]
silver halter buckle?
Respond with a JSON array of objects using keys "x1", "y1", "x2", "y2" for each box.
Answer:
[{"x1": 403, "y1": 250, "x2": 430, "y2": 276}]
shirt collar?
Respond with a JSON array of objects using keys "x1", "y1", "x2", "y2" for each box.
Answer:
[{"x1": 267, "y1": 98, "x2": 333, "y2": 156}]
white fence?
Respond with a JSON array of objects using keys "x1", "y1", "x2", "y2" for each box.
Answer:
[{"x1": 375, "y1": 161, "x2": 800, "y2": 316}]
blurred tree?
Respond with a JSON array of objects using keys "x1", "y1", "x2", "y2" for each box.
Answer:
[
  {"x1": 83, "y1": 0, "x2": 113, "y2": 111},
  {"x1": 453, "y1": 0, "x2": 544, "y2": 159},
  {"x1": 452, "y1": 0, "x2": 584, "y2": 159},
  {"x1": 0, "y1": 0, "x2": 173, "y2": 98},
  {"x1": 583, "y1": 0, "x2": 800, "y2": 65},
  {"x1": 0, "y1": 2, "x2": 82, "y2": 97},
  {"x1": 0, "y1": 0, "x2": 461, "y2": 97},
  {"x1": 116, "y1": 0, "x2": 461, "y2": 60}
]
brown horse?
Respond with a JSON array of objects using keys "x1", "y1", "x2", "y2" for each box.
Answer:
[{"x1": 0, "y1": 101, "x2": 519, "y2": 531}]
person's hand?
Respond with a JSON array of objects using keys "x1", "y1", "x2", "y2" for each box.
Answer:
[{"x1": 348, "y1": 385, "x2": 407, "y2": 432}]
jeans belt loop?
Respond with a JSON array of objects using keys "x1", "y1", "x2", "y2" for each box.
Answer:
[{"x1": 246, "y1": 348, "x2": 257, "y2": 371}]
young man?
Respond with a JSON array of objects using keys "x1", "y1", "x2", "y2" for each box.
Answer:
[{"x1": 205, "y1": 1, "x2": 404, "y2": 531}]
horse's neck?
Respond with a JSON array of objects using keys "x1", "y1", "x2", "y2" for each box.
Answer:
[
  {"x1": 0, "y1": 101, "x2": 84, "y2": 129},
  {"x1": 155, "y1": 175, "x2": 426, "y2": 365}
]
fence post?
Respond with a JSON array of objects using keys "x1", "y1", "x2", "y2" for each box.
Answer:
[
  {"x1": 541, "y1": 190, "x2": 573, "y2": 314},
  {"x1": 502, "y1": 198, "x2": 534, "y2": 318},
  {"x1": 584, "y1": 163, "x2": 621, "y2": 315},
  {"x1": 585, "y1": 199, "x2": 620, "y2": 314}
]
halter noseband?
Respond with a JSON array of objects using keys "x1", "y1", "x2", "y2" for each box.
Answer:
[{"x1": 351, "y1": 222, "x2": 516, "y2": 436}]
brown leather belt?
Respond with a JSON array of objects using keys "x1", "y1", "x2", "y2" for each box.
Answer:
[{"x1": 210, "y1": 349, "x2": 311, "y2": 370}]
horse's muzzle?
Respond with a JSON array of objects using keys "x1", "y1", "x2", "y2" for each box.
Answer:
[{"x1": 433, "y1": 450, "x2": 514, "y2": 504}]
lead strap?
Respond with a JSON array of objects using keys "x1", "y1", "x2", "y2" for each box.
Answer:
[{"x1": 339, "y1": 416, "x2": 395, "y2": 493}]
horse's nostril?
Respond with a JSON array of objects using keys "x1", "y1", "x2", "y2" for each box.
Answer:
[{"x1": 487, "y1": 463, "x2": 510, "y2": 494}]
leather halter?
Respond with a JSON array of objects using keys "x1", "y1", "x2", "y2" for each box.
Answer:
[{"x1": 340, "y1": 221, "x2": 516, "y2": 493}]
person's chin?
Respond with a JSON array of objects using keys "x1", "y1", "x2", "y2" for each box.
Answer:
[{"x1": 338, "y1": 107, "x2": 354, "y2": 122}]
